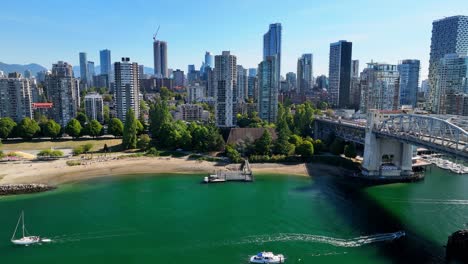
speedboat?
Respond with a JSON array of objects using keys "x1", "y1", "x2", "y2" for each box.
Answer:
[
  {"x1": 11, "y1": 211, "x2": 41, "y2": 246},
  {"x1": 250, "y1": 252, "x2": 285, "y2": 263}
]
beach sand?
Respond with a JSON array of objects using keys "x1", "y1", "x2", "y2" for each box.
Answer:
[{"x1": 0, "y1": 156, "x2": 309, "y2": 185}]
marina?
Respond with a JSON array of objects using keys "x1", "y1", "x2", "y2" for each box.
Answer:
[
  {"x1": 420, "y1": 155, "x2": 468, "y2": 174},
  {"x1": 203, "y1": 160, "x2": 254, "y2": 183}
]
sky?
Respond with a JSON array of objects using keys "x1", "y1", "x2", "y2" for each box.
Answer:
[{"x1": 1, "y1": 0, "x2": 468, "y2": 80}]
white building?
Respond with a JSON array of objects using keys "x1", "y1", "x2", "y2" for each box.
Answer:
[
  {"x1": 187, "y1": 83, "x2": 206, "y2": 103},
  {"x1": 0, "y1": 73, "x2": 33, "y2": 122},
  {"x1": 84, "y1": 93, "x2": 104, "y2": 122},
  {"x1": 114, "y1": 57, "x2": 140, "y2": 122},
  {"x1": 215, "y1": 51, "x2": 237, "y2": 127}
]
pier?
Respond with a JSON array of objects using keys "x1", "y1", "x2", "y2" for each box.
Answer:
[{"x1": 204, "y1": 160, "x2": 254, "y2": 183}]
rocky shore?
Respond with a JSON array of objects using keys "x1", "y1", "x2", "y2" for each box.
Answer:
[{"x1": 0, "y1": 184, "x2": 56, "y2": 196}]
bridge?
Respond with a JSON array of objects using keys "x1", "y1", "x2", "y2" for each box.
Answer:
[{"x1": 314, "y1": 112, "x2": 468, "y2": 179}]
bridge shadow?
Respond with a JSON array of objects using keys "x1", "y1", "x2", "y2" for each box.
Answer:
[{"x1": 301, "y1": 163, "x2": 446, "y2": 263}]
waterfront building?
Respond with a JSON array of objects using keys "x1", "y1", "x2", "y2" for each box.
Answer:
[
  {"x1": 153, "y1": 40, "x2": 168, "y2": 78},
  {"x1": 297, "y1": 54, "x2": 313, "y2": 94},
  {"x1": 46, "y1": 61, "x2": 79, "y2": 126},
  {"x1": 258, "y1": 56, "x2": 278, "y2": 123},
  {"x1": 398, "y1": 59, "x2": 420, "y2": 108},
  {"x1": 359, "y1": 62, "x2": 400, "y2": 113},
  {"x1": 114, "y1": 57, "x2": 140, "y2": 122},
  {"x1": 328, "y1": 40, "x2": 352, "y2": 108},
  {"x1": 215, "y1": 51, "x2": 237, "y2": 127},
  {"x1": 173, "y1": 69, "x2": 185, "y2": 87},
  {"x1": 84, "y1": 92, "x2": 104, "y2": 122},
  {"x1": 0, "y1": 73, "x2": 33, "y2": 122},
  {"x1": 428, "y1": 15, "x2": 468, "y2": 113}
]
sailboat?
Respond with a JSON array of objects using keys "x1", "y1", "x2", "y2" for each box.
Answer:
[{"x1": 11, "y1": 211, "x2": 41, "y2": 245}]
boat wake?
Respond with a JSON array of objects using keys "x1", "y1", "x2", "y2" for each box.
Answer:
[
  {"x1": 384, "y1": 197, "x2": 468, "y2": 205},
  {"x1": 45, "y1": 228, "x2": 141, "y2": 243},
  {"x1": 230, "y1": 231, "x2": 405, "y2": 248}
]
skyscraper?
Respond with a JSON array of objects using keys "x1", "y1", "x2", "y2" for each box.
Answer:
[
  {"x1": 297, "y1": 54, "x2": 313, "y2": 94},
  {"x1": 248, "y1": 68, "x2": 257, "y2": 77},
  {"x1": 359, "y1": 62, "x2": 400, "y2": 113},
  {"x1": 114, "y1": 57, "x2": 140, "y2": 122},
  {"x1": 428, "y1": 16, "x2": 468, "y2": 113},
  {"x1": 263, "y1": 23, "x2": 281, "y2": 94},
  {"x1": 215, "y1": 51, "x2": 237, "y2": 127},
  {"x1": 153, "y1": 40, "x2": 168, "y2": 78},
  {"x1": 351, "y1": 60, "x2": 360, "y2": 78},
  {"x1": 0, "y1": 73, "x2": 33, "y2": 122},
  {"x1": 328, "y1": 40, "x2": 352, "y2": 108},
  {"x1": 285, "y1": 72, "x2": 296, "y2": 92},
  {"x1": 173, "y1": 69, "x2": 185, "y2": 87},
  {"x1": 46, "y1": 61, "x2": 79, "y2": 126},
  {"x1": 398, "y1": 59, "x2": 420, "y2": 108},
  {"x1": 100, "y1": 49, "x2": 112, "y2": 75},
  {"x1": 205, "y1": 52, "x2": 214, "y2": 69},
  {"x1": 258, "y1": 56, "x2": 278, "y2": 123},
  {"x1": 79, "y1": 52, "x2": 88, "y2": 85},
  {"x1": 87, "y1": 61, "x2": 95, "y2": 87},
  {"x1": 434, "y1": 54, "x2": 468, "y2": 115},
  {"x1": 237, "y1": 65, "x2": 248, "y2": 102}
]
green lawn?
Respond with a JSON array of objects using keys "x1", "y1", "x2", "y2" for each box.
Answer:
[{"x1": 2, "y1": 138, "x2": 122, "y2": 152}]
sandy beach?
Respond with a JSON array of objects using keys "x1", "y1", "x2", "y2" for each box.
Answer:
[{"x1": 0, "y1": 156, "x2": 309, "y2": 185}]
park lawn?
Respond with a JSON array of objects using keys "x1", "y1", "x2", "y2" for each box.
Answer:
[{"x1": 2, "y1": 138, "x2": 122, "y2": 152}]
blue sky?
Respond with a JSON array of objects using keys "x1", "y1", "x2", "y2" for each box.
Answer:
[{"x1": 1, "y1": 0, "x2": 467, "y2": 79}]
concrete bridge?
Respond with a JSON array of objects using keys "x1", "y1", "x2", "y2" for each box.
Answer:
[{"x1": 314, "y1": 112, "x2": 468, "y2": 179}]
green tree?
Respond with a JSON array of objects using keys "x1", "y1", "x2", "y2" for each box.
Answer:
[
  {"x1": 288, "y1": 134, "x2": 303, "y2": 147},
  {"x1": 122, "y1": 109, "x2": 138, "y2": 149},
  {"x1": 159, "y1": 87, "x2": 173, "y2": 100},
  {"x1": 296, "y1": 140, "x2": 315, "y2": 159},
  {"x1": 293, "y1": 102, "x2": 317, "y2": 136},
  {"x1": 312, "y1": 139, "x2": 325, "y2": 154},
  {"x1": 136, "y1": 119, "x2": 144, "y2": 135},
  {"x1": 17, "y1": 118, "x2": 40, "y2": 140},
  {"x1": 0, "y1": 117, "x2": 17, "y2": 139},
  {"x1": 65, "y1": 118, "x2": 82, "y2": 139},
  {"x1": 149, "y1": 99, "x2": 173, "y2": 139},
  {"x1": 42, "y1": 119, "x2": 61, "y2": 139},
  {"x1": 225, "y1": 145, "x2": 242, "y2": 163},
  {"x1": 103, "y1": 105, "x2": 110, "y2": 124},
  {"x1": 344, "y1": 142, "x2": 357, "y2": 158},
  {"x1": 318, "y1": 101, "x2": 328, "y2": 110},
  {"x1": 137, "y1": 134, "x2": 151, "y2": 150},
  {"x1": 76, "y1": 112, "x2": 88, "y2": 127},
  {"x1": 86, "y1": 120, "x2": 103, "y2": 138},
  {"x1": 254, "y1": 129, "x2": 272, "y2": 155},
  {"x1": 330, "y1": 138, "x2": 345, "y2": 155},
  {"x1": 108, "y1": 118, "x2": 124, "y2": 138}
]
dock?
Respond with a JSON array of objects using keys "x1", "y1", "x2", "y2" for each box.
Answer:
[{"x1": 203, "y1": 160, "x2": 254, "y2": 183}]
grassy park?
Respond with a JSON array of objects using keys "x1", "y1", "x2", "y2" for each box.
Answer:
[{"x1": 1, "y1": 138, "x2": 122, "y2": 152}]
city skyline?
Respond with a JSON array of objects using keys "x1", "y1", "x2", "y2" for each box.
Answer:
[{"x1": 1, "y1": 0, "x2": 468, "y2": 79}]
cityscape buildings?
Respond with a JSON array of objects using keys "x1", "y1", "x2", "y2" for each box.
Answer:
[
  {"x1": 258, "y1": 56, "x2": 279, "y2": 122},
  {"x1": 114, "y1": 57, "x2": 140, "y2": 122},
  {"x1": 0, "y1": 73, "x2": 33, "y2": 122},
  {"x1": 84, "y1": 92, "x2": 104, "y2": 123},
  {"x1": 398, "y1": 59, "x2": 420, "y2": 107},
  {"x1": 328, "y1": 40, "x2": 352, "y2": 108},
  {"x1": 296, "y1": 54, "x2": 313, "y2": 94},
  {"x1": 215, "y1": 51, "x2": 237, "y2": 127},
  {"x1": 79, "y1": 52, "x2": 88, "y2": 86},
  {"x1": 153, "y1": 39, "x2": 168, "y2": 78}
]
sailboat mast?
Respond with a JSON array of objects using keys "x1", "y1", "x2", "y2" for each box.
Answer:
[
  {"x1": 22, "y1": 211, "x2": 25, "y2": 238},
  {"x1": 11, "y1": 211, "x2": 22, "y2": 240}
]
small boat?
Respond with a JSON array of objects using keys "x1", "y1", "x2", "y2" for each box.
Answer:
[
  {"x1": 250, "y1": 251, "x2": 285, "y2": 263},
  {"x1": 11, "y1": 211, "x2": 41, "y2": 246}
]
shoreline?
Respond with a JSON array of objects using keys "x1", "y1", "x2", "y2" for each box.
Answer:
[{"x1": 0, "y1": 156, "x2": 310, "y2": 186}]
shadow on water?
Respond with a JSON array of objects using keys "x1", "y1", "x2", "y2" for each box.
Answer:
[{"x1": 303, "y1": 163, "x2": 446, "y2": 263}]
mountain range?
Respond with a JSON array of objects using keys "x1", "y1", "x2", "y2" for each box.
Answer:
[{"x1": 0, "y1": 62, "x2": 47, "y2": 76}]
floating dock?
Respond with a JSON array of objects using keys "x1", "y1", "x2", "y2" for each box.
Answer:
[{"x1": 204, "y1": 160, "x2": 254, "y2": 183}]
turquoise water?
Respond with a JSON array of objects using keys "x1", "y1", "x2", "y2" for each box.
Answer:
[{"x1": 0, "y1": 167, "x2": 466, "y2": 263}]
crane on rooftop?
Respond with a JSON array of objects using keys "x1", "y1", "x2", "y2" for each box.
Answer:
[{"x1": 153, "y1": 25, "x2": 160, "y2": 41}]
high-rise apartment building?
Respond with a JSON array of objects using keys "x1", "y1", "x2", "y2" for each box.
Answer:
[
  {"x1": 328, "y1": 40, "x2": 352, "y2": 108},
  {"x1": 46, "y1": 61, "x2": 79, "y2": 126},
  {"x1": 434, "y1": 54, "x2": 468, "y2": 115},
  {"x1": 153, "y1": 40, "x2": 168, "y2": 78},
  {"x1": 428, "y1": 15, "x2": 468, "y2": 112},
  {"x1": 0, "y1": 73, "x2": 33, "y2": 122},
  {"x1": 100, "y1": 49, "x2": 112, "y2": 76},
  {"x1": 248, "y1": 68, "x2": 257, "y2": 78},
  {"x1": 297, "y1": 54, "x2": 313, "y2": 94},
  {"x1": 351, "y1": 60, "x2": 360, "y2": 78},
  {"x1": 237, "y1": 65, "x2": 248, "y2": 102},
  {"x1": 84, "y1": 92, "x2": 104, "y2": 123},
  {"x1": 87, "y1": 61, "x2": 95, "y2": 87},
  {"x1": 258, "y1": 56, "x2": 278, "y2": 123},
  {"x1": 215, "y1": 51, "x2": 237, "y2": 127},
  {"x1": 79, "y1": 52, "x2": 88, "y2": 86},
  {"x1": 398, "y1": 59, "x2": 420, "y2": 108},
  {"x1": 263, "y1": 23, "x2": 281, "y2": 96},
  {"x1": 205, "y1": 52, "x2": 214, "y2": 69},
  {"x1": 285, "y1": 72, "x2": 296, "y2": 92},
  {"x1": 173, "y1": 69, "x2": 185, "y2": 87},
  {"x1": 359, "y1": 62, "x2": 400, "y2": 113},
  {"x1": 114, "y1": 57, "x2": 140, "y2": 122}
]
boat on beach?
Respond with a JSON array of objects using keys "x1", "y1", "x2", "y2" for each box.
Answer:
[
  {"x1": 11, "y1": 211, "x2": 41, "y2": 246},
  {"x1": 250, "y1": 251, "x2": 285, "y2": 263}
]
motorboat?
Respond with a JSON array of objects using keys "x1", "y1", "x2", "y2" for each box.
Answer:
[
  {"x1": 11, "y1": 211, "x2": 41, "y2": 246},
  {"x1": 250, "y1": 251, "x2": 285, "y2": 263}
]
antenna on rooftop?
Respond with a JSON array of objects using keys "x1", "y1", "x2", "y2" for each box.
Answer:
[{"x1": 153, "y1": 25, "x2": 160, "y2": 41}]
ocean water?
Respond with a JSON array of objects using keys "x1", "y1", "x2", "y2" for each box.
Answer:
[{"x1": 0, "y1": 167, "x2": 466, "y2": 263}]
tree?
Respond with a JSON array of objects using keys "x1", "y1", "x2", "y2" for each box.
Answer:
[
  {"x1": 86, "y1": 120, "x2": 103, "y2": 138},
  {"x1": 16, "y1": 118, "x2": 40, "y2": 140},
  {"x1": 122, "y1": 109, "x2": 138, "y2": 149},
  {"x1": 149, "y1": 99, "x2": 173, "y2": 139},
  {"x1": 296, "y1": 140, "x2": 314, "y2": 159},
  {"x1": 254, "y1": 129, "x2": 272, "y2": 155},
  {"x1": 344, "y1": 142, "x2": 357, "y2": 158},
  {"x1": 318, "y1": 101, "x2": 328, "y2": 110},
  {"x1": 108, "y1": 118, "x2": 124, "y2": 138},
  {"x1": 313, "y1": 139, "x2": 325, "y2": 154},
  {"x1": 65, "y1": 118, "x2": 82, "y2": 139},
  {"x1": 136, "y1": 119, "x2": 144, "y2": 135},
  {"x1": 76, "y1": 112, "x2": 88, "y2": 127},
  {"x1": 330, "y1": 138, "x2": 345, "y2": 155},
  {"x1": 42, "y1": 119, "x2": 61, "y2": 139},
  {"x1": 103, "y1": 105, "x2": 110, "y2": 124},
  {"x1": 159, "y1": 87, "x2": 173, "y2": 100},
  {"x1": 137, "y1": 134, "x2": 151, "y2": 150},
  {"x1": 288, "y1": 134, "x2": 303, "y2": 147},
  {"x1": 225, "y1": 145, "x2": 242, "y2": 163},
  {"x1": 0, "y1": 117, "x2": 17, "y2": 139}
]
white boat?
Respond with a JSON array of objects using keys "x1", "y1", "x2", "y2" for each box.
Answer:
[
  {"x1": 11, "y1": 211, "x2": 41, "y2": 246},
  {"x1": 250, "y1": 252, "x2": 285, "y2": 263}
]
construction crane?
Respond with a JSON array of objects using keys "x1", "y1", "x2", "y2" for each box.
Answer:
[{"x1": 153, "y1": 25, "x2": 160, "y2": 41}]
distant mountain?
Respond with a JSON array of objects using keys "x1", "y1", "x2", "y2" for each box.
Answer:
[
  {"x1": 0, "y1": 62, "x2": 47, "y2": 76},
  {"x1": 73, "y1": 65, "x2": 154, "y2": 78}
]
